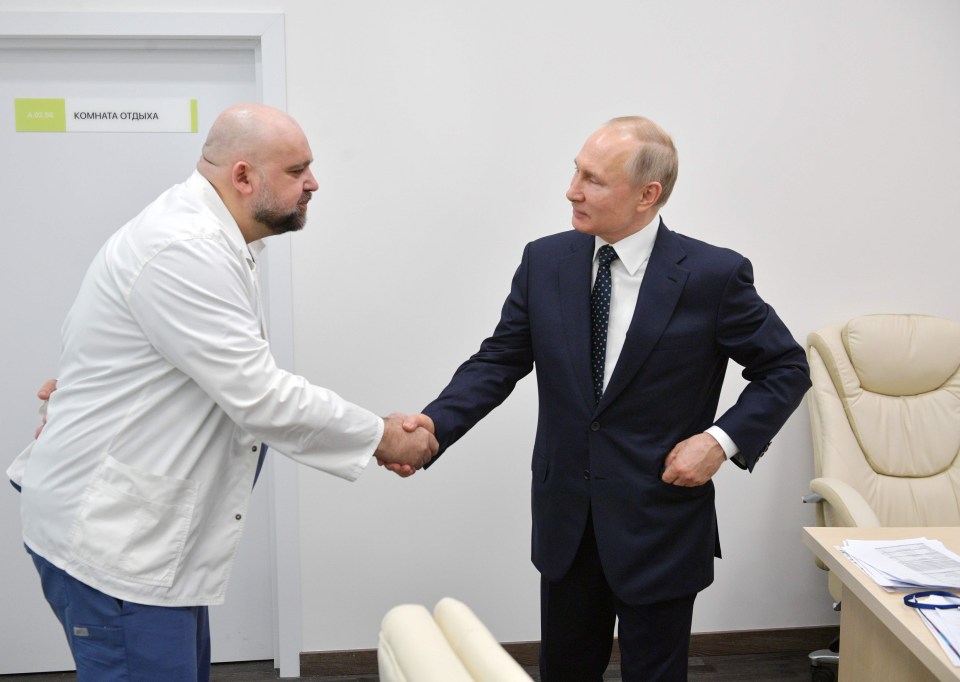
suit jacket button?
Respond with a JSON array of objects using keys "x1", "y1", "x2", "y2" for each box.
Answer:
[
  {"x1": 590, "y1": 422, "x2": 600, "y2": 431},
  {"x1": 583, "y1": 469, "x2": 591, "y2": 480}
]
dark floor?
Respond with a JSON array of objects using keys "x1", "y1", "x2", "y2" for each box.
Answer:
[{"x1": 1, "y1": 652, "x2": 820, "y2": 681}]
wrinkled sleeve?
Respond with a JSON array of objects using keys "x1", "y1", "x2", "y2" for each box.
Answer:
[
  {"x1": 712, "y1": 256, "x2": 811, "y2": 470},
  {"x1": 126, "y1": 237, "x2": 382, "y2": 481}
]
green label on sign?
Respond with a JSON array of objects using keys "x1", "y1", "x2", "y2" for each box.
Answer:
[{"x1": 15, "y1": 98, "x2": 67, "y2": 132}]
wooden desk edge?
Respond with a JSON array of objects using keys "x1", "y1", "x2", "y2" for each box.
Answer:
[{"x1": 802, "y1": 526, "x2": 960, "y2": 681}]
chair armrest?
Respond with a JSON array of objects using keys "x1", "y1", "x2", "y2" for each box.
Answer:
[
  {"x1": 809, "y1": 477, "x2": 881, "y2": 528},
  {"x1": 378, "y1": 604, "x2": 473, "y2": 682},
  {"x1": 434, "y1": 598, "x2": 533, "y2": 682}
]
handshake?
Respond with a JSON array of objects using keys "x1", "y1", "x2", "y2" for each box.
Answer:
[{"x1": 374, "y1": 413, "x2": 436, "y2": 478}]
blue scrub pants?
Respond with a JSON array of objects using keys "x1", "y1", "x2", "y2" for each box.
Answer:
[{"x1": 28, "y1": 547, "x2": 211, "y2": 682}]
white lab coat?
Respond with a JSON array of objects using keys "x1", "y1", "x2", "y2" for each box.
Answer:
[{"x1": 9, "y1": 171, "x2": 382, "y2": 607}]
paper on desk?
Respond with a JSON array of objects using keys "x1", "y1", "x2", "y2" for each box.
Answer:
[
  {"x1": 836, "y1": 538, "x2": 960, "y2": 667},
  {"x1": 915, "y1": 595, "x2": 960, "y2": 667},
  {"x1": 837, "y1": 537, "x2": 960, "y2": 590}
]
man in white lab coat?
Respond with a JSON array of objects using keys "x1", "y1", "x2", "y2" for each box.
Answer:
[{"x1": 8, "y1": 103, "x2": 434, "y2": 681}]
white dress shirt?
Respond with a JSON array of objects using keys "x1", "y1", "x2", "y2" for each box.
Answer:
[
  {"x1": 592, "y1": 216, "x2": 739, "y2": 458},
  {"x1": 8, "y1": 171, "x2": 383, "y2": 607}
]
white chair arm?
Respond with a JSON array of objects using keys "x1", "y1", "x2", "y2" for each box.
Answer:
[
  {"x1": 809, "y1": 477, "x2": 881, "y2": 528},
  {"x1": 433, "y1": 597, "x2": 533, "y2": 682},
  {"x1": 378, "y1": 604, "x2": 473, "y2": 682}
]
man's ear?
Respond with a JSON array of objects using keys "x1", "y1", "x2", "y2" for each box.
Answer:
[
  {"x1": 636, "y1": 181, "x2": 662, "y2": 211},
  {"x1": 231, "y1": 161, "x2": 255, "y2": 196}
]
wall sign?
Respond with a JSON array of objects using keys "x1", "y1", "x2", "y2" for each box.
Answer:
[{"x1": 14, "y1": 98, "x2": 198, "y2": 133}]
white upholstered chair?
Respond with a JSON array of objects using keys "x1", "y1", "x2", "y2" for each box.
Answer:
[
  {"x1": 804, "y1": 313, "x2": 960, "y2": 678},
  {"x1": 806, "y1": 313, "x2": 960, "y2": 536},
  {"x1": 377, "y1": 597, "x2": 533, "y2": 682}
]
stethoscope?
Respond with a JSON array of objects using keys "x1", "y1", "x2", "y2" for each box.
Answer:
[{"x1": 903, "y1": 590, "x2": 960, "y2": 609}]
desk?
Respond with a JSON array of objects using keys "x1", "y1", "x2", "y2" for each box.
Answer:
[{"x1": 803, "y1": 527, "x2": 960, "y2": 682}]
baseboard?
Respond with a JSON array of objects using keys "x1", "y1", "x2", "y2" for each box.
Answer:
[
  {"x1": 299, "y1": 625, "x2": 840, "y2": 676},
  {"x1": 300, "y1": 648, "x2": 378, "y2": 677},
  {"x1": 687, "y1": 625, "x2": 839, "y2": 658}
]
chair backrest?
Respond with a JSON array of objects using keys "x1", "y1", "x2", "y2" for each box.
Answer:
[{"x1": 807, "y1": 314, "x2": 960, "y2": 527}]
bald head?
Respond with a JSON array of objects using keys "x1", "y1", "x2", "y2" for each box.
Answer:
[
  {"x1": 196, "y1": 103, "x2": 318, "y2": 243},
  {"x1": 199, "y1": 103, "x2": 304, "y2": 172}
]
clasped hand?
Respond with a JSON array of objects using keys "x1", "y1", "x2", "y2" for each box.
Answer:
[
  {"x1": 374, "y1": 413, "x2": 437, "y2": 478},
  {"x1": 660, "y1": 432, "x2": 726, "y2": 487}
]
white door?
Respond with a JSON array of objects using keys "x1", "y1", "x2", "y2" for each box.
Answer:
[{"x1": 0, "y1": 29, "x2": 280, "y2": 673}]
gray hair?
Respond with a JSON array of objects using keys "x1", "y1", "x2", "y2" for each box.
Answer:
[{"x1": 606, "y1": 116, "x2": 678, "y2": 207}]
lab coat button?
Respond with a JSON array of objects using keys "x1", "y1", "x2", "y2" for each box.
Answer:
[{"x1": 235, "y1": 514, "x2": 242, "y2": 521}]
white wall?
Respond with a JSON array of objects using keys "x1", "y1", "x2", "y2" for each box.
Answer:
[{"x1": 4, "y1": 0, "x2": 959, "y2": 657}]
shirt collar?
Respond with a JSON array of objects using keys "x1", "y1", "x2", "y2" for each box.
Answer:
[
  {"x1": 247, "y1": 239, "x2": 266, "y2": 262},
  {"x1": 594, "y1": 213, "x2": 660, "y2": 276},
  {"x1": 187, "y1": 170, "x2": 265, "y2": 263}
]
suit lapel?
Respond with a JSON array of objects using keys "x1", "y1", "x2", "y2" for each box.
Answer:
[
  {"x1": 558, "y1": 234, "x2": 597, "y2": 412},
  {"x1": 598, "y1": 225, "x2": 689, "y2": 411}
]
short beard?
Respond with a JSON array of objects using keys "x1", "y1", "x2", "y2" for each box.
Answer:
[
  {"x1": 252, "y1": 177, "x2": 309, "y2": 235},
  {"x1": 253, "y1": 203, "x2": 306, "y2": 236}
]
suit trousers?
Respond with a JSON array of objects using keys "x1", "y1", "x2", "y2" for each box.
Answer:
[
  {"x1": 539, "y1": 511, "x2": 696, "y2": 682},
  {"x1": 28, "y1": 547, "x2": 211, "y2": 682}
]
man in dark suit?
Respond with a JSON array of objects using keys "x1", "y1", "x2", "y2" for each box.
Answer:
[{"x1": 401, "y1": 116, "x2": 811, "y2": 681}]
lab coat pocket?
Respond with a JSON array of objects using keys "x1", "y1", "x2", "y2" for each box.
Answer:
[{"x1": 71, "y1": 456, "x2": 198, "y2": 588}]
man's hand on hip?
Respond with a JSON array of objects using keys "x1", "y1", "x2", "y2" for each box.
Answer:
[{"x1": 661, "y1": 432, "x2": 726, "y2": 487}]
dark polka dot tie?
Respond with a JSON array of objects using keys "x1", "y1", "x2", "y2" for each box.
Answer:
[{"x1": 591, "y1": 245, "x2": 619, "y2": 404}]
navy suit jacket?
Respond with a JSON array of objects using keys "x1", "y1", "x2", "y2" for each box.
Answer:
[{"x1": 423, "y1": 222, "x2": 810, "y2": 604}]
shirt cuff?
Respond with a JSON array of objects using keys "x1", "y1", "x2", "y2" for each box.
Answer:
[
  {"x1": 705, "y1": 426, "x2": 739, "y2": 459},
  {"x1": 362, "y1": 417, "x2": 385, "y2": 470}
]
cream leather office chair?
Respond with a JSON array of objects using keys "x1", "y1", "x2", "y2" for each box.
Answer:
[{"x1": 804, "y1": 313, "x2": 960, "y2": 680}]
